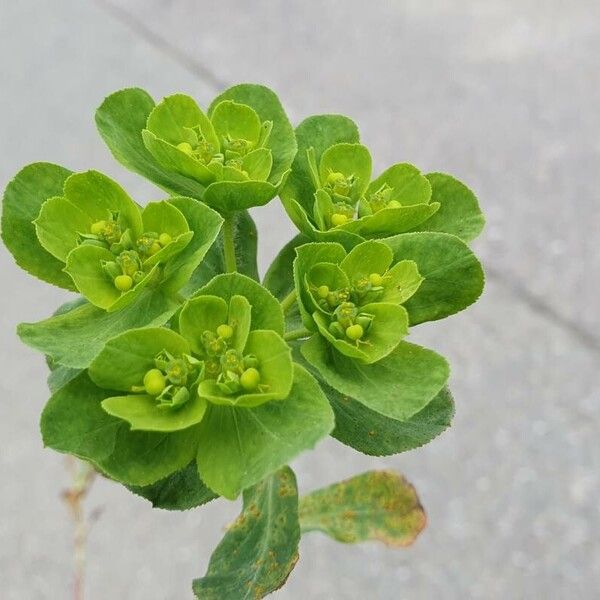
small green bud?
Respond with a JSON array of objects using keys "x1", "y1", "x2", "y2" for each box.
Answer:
[
  {"x1": 158, "y1": 233, "x2": 172, "y2": 246},
  {"x1": 346, "y1": 324, "x2": 364, "y2": 341},
  {"x1": 369, "y1": 273, "x2": 384, "y2": 287},
  {"x1": 221, "y1": 349, "x2": 242, "y2": 371},
  {"x1": 355, "y1": 313, "x2": 374, "y2": 331},
  {"x1": 204, "y1": 358, "x2": 221, "y2": 378},
  {"x1": 177, "y1": 142, "x2": 193, "y2": 155},
  {"x1": 317, "y1": 285, "x2": 330, "y2": 299},
  {"x1": 110, "y1": 242, "x2": 124, "y2": 255},
  {"x1": 166, "y1": 359, "x2": 188, "y2": 386},
  {"x1": 330, "y1": 213, "x2": 349, "y2": 227},
  {"x1": 240, "y1": 367, "x2": 261, "y2": 391},
  {"x1": 143, "y1": 369, "x2": 166, "y2": 396},
  {"x1": 114, "y1": 274, "x2": 133, "y2": 292},
  {"x1": 216, "y1": 324, "x2": 234, "y2": 340},
  {"x1": 90, "y1": 220, "x2": 107, "y2": 235}
]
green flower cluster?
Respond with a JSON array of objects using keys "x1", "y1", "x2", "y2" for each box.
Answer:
[{"x1": 2, "y1": 82, "x2": 485, "y2": 599}]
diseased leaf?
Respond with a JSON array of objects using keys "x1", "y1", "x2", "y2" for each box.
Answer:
[
  {"x1": 95, "y1": 88, "x2": 207, "y2": 199},
  {"x1": 2, "y1": 162, "x2": 76, "y2": 289},
  {"x1": 193, "y1": 467, "x2": 300, "y2": 600},
  {"x1": 128, "y1": 462, "x2": 218, "y2": 511},
  {"x1": 18, "y1": 290, "x2": 179, "y2": 369},
  {"x1": 412, "y1": 173, "x2": 485, "y2": 242},
  {"x1": 195, "y1": 364, "x2": 334, "y2": 499},
  {"x1": 383, "y1": 232, "x2": 485, "y2": 325},
  {"x1": 301, "y1": 335, "x2": 449, "y2": 421},
  {"x1": 299, "y1": 470, "x2": 426, "y2": 547}
]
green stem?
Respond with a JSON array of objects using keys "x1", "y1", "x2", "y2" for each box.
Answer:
[
  {"x1": 280, "y1": 289, "x2": 297, "y2": 314},
  {"x1": 283, "y1": 328, "x2": 312, "y2": 342},
  {"x1": 222, "y1": 217, "x2": 237, "y2": 273}
]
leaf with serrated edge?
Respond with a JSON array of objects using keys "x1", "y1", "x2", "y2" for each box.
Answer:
[
  {"x1": 193, "y1": 467, "x2": 300, "y2": 600},
  {"x1": 299, "y1": 470, "x2": 426, "y2": 547}
]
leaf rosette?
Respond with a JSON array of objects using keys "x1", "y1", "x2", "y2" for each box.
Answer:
[
  {"x1": 32, "y1": 169, "x2": 220, "y2": 311},
  {"x1": 294, "y1": 239, "x2": 422, "y2": 363},
  {"x1": 280, "y1": 115, "x2": 484, "y2": 245}
]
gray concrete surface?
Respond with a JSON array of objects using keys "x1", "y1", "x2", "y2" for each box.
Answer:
[{"x1": 1, "y1": 1, "x2": 599, "y2": 598}]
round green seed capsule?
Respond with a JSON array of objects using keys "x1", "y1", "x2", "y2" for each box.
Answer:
[
  {"x1": 114, "y1": 274, "x2": 133, "y2": 292},
  {"x1": 317, "y1": 285, "x2": 330, "y2": 299},
  {"x1": 240, "y1": 367, "x2": 261, "y2": 391},
  {"x1": 216, "y1": 324, "x2": 234, "y2": 340},
  {"x1": 143, "y1": 368, "x2": 166, "y2": 396},
  {"x1": 158, "y1": 233, "x2": 172, "y2": 246},
  {"x1": 90, "y1": 220, "x2": 107, "y2": 235},
  {"x1": 346, "y1": 324, "x2": 364, "y2": 341},
  {"x1": 369, "y1": 272, "x2": 383, "y2": 286},
  {"x1": 177, "y1": 142, "x2": 193, "y2": 155},
  {"x1": 331, "y1": 213, "x2": 348, "y2": 227}
]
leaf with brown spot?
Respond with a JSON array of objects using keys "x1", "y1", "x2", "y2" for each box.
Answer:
[
  {"x1": 299, "y1": 470, "x2": 426, "y2": 547},
  {"x1": 193, "y1": 467, "x2": 300, "y2": 599}
]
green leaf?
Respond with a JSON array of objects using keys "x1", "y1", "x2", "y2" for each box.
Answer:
[
  {"x1": 41, "y1": 372, "x2": 200, "y2": 485},
  {"x1": 210, "y1": 100, "x2": 262, "y2": 147},
  {"x1": 301, "y1": 335, "x2": 449, "y2": 421},
  {"x1": 89, "y1": 327, "x2": 190, "y2": 391},
  {"x1": 1, "y1": 162, "x2": 76, "y2": 289},
  {"x1": 412, "y1": 173, "x2": 485, "y2": 242},
  {"x1": 366, "y1": 163, "x2": 432, "y2": 207},
  {"x1": 65, "y1": 245, "x2": 158, "y2": 311},
  {"x1": 209, "y1": 84, "x2": 297, "y2": 186},
  {"x1": 339, "y1": 240, "x2": 393, "y2": 281},
  {"x1": 146, "y1": 93, "x2": 219, "y2": 150},
  {"x1": 299, "y1": 470, "x2": 426, "y2": 547},
  {"x1": 293, "y1": 241, "x2": 347, "y2": 330},
  {"x1": 340, "y1": 203, "x2": 440, "y2": 238},
  {"x1": 197, "y1": 330, "x2": 293, "y2": 408},
  {"x1": 196, "y1": 364, "x2": 334, "y2": 499},
  {"x1": 382, "y1": 232, "x2": 485, "y2": 325},
  {"x1": 47, "y1": 365, "x2": 82, "y2": 394},
  {"x1": 179, "y1": 295, "x2": 251, "y2": 355},
  {"x1": 63, "y1": 170, "x2": 144, "y2": 238},
  {"x1": 41, "y1": 372, "x2": 120, "y2": 462},
  {"x1": 327, "y1": 384, "x2": 454, "y2": 456},
  {"x1": 281, "y1": 114, "x2": 359, "y2": 214},
  {"x1": 202, "y1": 180, "x2": 278, "y2": 212},
  {"x1": 101, "y1": 393, "x2": 207, "y2": 433},
  {"x1": 160, "y1": 197, "x2": 224, "y2": 295},
  {"x1": 313, "y1": 302, "x2": 409, "y2": 364},
  {"x1": 184, "y1": 210, "x2": 258, "y2": 294},
  {"x1": 34, "y1": 195, "x2": 92, "y2": 262},
  {"x1": 95, "y1": 88, "x2": 207, "y2": 199},
  {"x1": 318, "y1": 143, "x2": 372, "y2": 202},
  {"x1": 194, "y1": 272, "x2": 284, "y2": 336},
  {"x1": 128, "y1": 462, "x2": 218, "y2": 510},
  {"x1": 18, "y1": 290, "x2": 179, "y2": 369},
  {"x1": 193, "y1": 467, "x2": 300, "y2": 600},
  {"x1": 279, "y1": 194, "x2": 364, "y2": 247}
]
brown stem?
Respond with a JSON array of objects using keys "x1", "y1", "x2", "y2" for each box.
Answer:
[{"x1": 62, "y1": 458, "x2": 96, "y2": 600}]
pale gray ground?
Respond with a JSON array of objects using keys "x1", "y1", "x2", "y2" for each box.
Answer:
[{"x1": 1, "y1": 1, "x2": 599, "y2": 598}]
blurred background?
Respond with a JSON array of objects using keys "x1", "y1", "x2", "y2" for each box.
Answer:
[{"x1": 1, "y1": 1, "x2": 599, "y2": 598}]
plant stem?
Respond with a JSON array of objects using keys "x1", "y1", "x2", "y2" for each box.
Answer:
[
  {"x1": 283, "y1": 328, "x2": 312, "y2": 341},
  {"x1": 280, "y1": 289, "x2": 297, "y2": 314},
  {"x1": 63, "y1": 458, "x2": 96, "y2": 600},
  {"x1": 222, "y1": 217, "x2": 237, "y2": 273}
]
